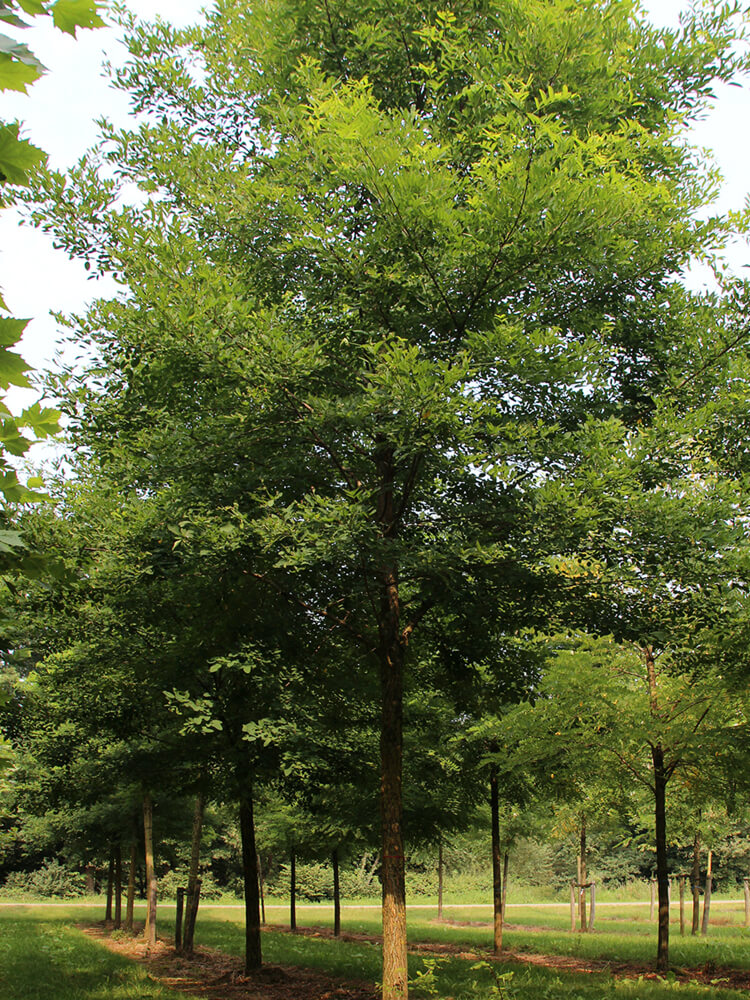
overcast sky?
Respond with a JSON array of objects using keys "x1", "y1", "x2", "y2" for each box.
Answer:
[{"x1": 2, "y1": 0, "x2": 749, "y2": 391}]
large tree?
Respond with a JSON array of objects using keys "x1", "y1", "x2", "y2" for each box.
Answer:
[{"x1": 27, "y1": 2, "x2": 750, "y2": 995}]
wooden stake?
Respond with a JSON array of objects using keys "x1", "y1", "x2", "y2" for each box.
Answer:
[
  {"x1": 437, "y1": 837, "x2": 443, "y2": 920},
  {"x1": 743, "y1": 878, "x2": 750, "y2": 929},
  {"x1": 570, "y1": 881, "x2": 577, "y2": 932},
  {"x1": 589, "y1": 881, "x2": 596, "y2": 931},
  {"x1": 678, "y1": 875, "x2": 685, "y2": 936},
  {"x1": 114, "y1": 844, "x2": 122, "y2": 930},
  {"x1": 701, "y1": 850, "x2": 713, "y2": 937},
  {"x1": 257, "y1": 853, "x2": 266, "y2": 926},
  {"x1": 175, "y1": 888, "x2": 185, "y2": 951}
]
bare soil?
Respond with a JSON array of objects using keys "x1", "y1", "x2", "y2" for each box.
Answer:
[{"x1": 81, "y1": 922, "x2": 750, "y2": 996}]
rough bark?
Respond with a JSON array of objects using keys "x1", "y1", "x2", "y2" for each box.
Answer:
[
  {"x1": 143, "y1": 792, "x2": 157, "y2": 948},
  {"x1": 238, "y1": 779, "x2": 263, "y2": 972},
  {"x1": 376, "y1": 443, "x2": 408, "y2": 1000},
  {"x1": 114, "y1": 844, "x2": 122, "y2": 930},
  {"x1": 490, "y1": 766, "x2": 503, "y2": 953},
  {"x1": 290, "y1": 845, "x2": 297, "y2": 931},
  {"x1": 332, "y1": 847, "x2": 341, "y2": 937},
  {"x1": 183, "y1": 789, "x2": 206, "y2": 956},
  {"x1": 691, "y1": 830, "x2": 701, "y2": 935},
  {"x1": 125, "y1": 840, "x2": 137, "y2": 932},
  {"x1": 380, "y1": 625, "x2": 408, "y2": 1000}
]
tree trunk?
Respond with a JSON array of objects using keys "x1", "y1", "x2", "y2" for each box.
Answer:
[
  {"x1": 143, "y1": 792, "x2": 157, "y2": 948},
  {"x1": 490, "y1": 766, "x2": 504, "y2": 954},
  {"x1": 238, "y1": 778, "x2": 262, "y2": 972},
  {"x1": 85, "y1": 866, "x2": 96, "y2": 895},
  {"x1": 579, "y1": 813, "x2": 587, "y2": 933},
  {"x1": 125, "y1": 840, "x2": 137, "y2": 932},
  {"x1": 332, "y1": 847, "x2": 341, "y2": 937},
  {"x1": 701, "y1": 850, "x2": 712, "y2": 936},
  {"x1": 437, "y1": 837, "x2": 443, "y2": 920},
  {"x1": 691, "y1": 831, "x2": 701, "y2": 935},
  {"x1": 114, "y1": 844, "x2": 122, "y2": 930},
  {"x1": 183, "y1": 789, "x2": 206, "y2": 956},
  {"x1": 378, "y1": 559, "x2": 408, "y2": 1000},
  {"x1": 105, "y1": 848, "x2": 114, "y2": 923},
  {"x1": 645, "y1": 647, "x2": 669, "y2": 972},
  {"x1": 290, "y1": 845, "x2": 297, "y2": 931},
  {"x1": 372, "y1": 441, "x2": 410, "y2": 1000},
  {"x1": 652, "y1": 743, "x2": 670, "y2": 971}
]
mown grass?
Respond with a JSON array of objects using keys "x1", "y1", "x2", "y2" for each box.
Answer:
[
  {"x1": 244, "y1": 899, "x2": 750, "y2": 970},
  {"x1": 0, "y1": 906, "x2": 193, "y2": 1000},
  {"x1": 191, "y1": 906, "x2": 750, "y2": 999},
  {"x1": 2, "y1": 902, "x2": 750, "y2": 1000}
]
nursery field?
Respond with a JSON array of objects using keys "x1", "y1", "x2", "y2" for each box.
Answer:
[{"x1": 2, "y1": 901, "x2": 750, "y2": 1000}]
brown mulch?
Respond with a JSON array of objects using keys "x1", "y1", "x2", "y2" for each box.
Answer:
[
  {"x1": 81, "y1": 924, "x2": 378, "y2": 1000},
  {"x1": 81, "y1": 921, "x2": 750, "y2": 996}
]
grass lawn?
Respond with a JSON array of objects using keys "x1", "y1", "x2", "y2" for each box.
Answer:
[
  {"x1": 248, "y1": 898, "x2": 750, "y2": 969},
  {"x1": 0, "y1": 905, "x2": 195, "y2": 1000},
  {"x1": 2, "y1": 901, "x2": 750, "y2": 1000}
]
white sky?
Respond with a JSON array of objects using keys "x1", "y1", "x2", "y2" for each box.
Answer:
[{"x1": 1, "y1": 0, "x2": 749, "y2": 394}]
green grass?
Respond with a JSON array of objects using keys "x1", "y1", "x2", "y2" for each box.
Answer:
[
  {"x1": 2, "y1": 901, "x2": 750, "y2": 1000},
  {"x1": 243, "y1": 899, "x2": 750, "y2": 969},
  {"x1": 185, "y1": 908, "x2": 749, "y2": 1000},
  {"x1": 0, "y1": 906, "x2": 196, "y2": 1000}
]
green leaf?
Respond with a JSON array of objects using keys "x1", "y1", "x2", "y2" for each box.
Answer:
[
  {"x1": 51, "y1": 0, "x2": 104, "y2": 35},
  {"x1": 0, "y1": 528, "x2": 25, "y2": 552},
  {"x1": 0, "y1": 345, "x2": 31, "y2": 388},
  {"x1": 0, "y1": 11, "x2": 30, "y2": 28},
  {"x1": 0, "y1": 315, "x2": 27, "y2": 347},
  {"x1": 0, "y1": 33, "x2": 45, "y2": 70},
  {"x1": 0, "y1": 50, "x2": 41, "y2": 91},
  {"x1": 21, "y1": 402, "x2": 59, "y2": 437},
  {"x1": 16, "y1": 1, "x2": 47, "y2": 15},
  {"x1": 0, "y1": 417, "x2": 31, "y2": 455},
  {"x1": 0, "y1": 122, "x2": 45, "y2": 183}
]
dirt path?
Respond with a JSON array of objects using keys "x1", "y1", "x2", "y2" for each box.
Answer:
[
  {"x1": 81, "y1": 922, "x2": 750, "y2": 996},
  {"x1": 82, "y1": 924, "x2": 378, "y2": 1000}
]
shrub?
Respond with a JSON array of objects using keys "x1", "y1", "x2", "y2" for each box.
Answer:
[
  {"x1": 1, "y1": 859, "x2": 86, "y2": 898},
  {"x1": 157, "y1": 868, "x2": 223, "y2": 900},
  {"x1": 270, "y1": 861, "x2": 334, "y2": 901}
]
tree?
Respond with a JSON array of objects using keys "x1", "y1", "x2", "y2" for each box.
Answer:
[{"x1": 27, "y1": 2, "x2": 750, "y2": 996}]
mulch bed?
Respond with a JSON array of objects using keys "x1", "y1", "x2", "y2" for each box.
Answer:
[{"x1": 81, "y1": 921, "x2": 750, "y2": 996}]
